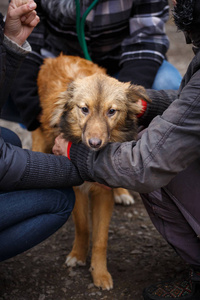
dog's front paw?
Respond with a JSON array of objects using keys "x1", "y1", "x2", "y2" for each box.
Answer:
[
  {"x1": 114, "y1": 188, "x2": 135, "y2": 205},
  {"x1": 114, "y1": 193, "x2": 135, "y2": 205},
  {"x1": 65, "y1": 253, "x2": 86, "y2": 267},
  {"x1": 90, "y1": 267, "x2": 113, "y2": 290}
]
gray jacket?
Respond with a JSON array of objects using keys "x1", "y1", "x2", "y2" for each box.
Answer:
[{"x1": 70, "y1": 48, "x2": 200, "y2": 193}]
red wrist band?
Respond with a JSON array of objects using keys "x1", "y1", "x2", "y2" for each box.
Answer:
[
  {"x1": 137, "y1": 99, "x2": 147, "y2": 118},
  {"x1": 67, "y1": 141, "x2": 72, "y2": 160}
]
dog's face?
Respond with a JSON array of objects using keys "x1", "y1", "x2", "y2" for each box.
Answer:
[{"x1": 51, "y1": 73, "x2": 150, "y2": 150}]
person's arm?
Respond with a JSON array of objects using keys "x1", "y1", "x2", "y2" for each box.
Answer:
[
  {"x1": 0, "y1": 137, "x2": 83, "y2": 191},
  {"x1": 0, "y1": 34, "x2": 31, "y2": 106},
  {"x1": 68, "y1": 73, "x2": 200, "y2": 192},
  {"x1": 0, "y1": 13, "x2": 6, "y2": 93},
  {"x1": 9, "y1": 0, "x2": 47, "y2": 130},
  {"x1": 118, "y1": 0, "x2": 169, "y2": 88},
  {"x1": 9, "y1": 55, "x2": 43, "y2": 130},
  {"x1": 0, "y1": 0, "x2": 39, "y2": 106}
]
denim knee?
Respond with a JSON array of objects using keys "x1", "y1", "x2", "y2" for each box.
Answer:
[
  {"x1": 152, "y1": 60, "x2": 182, "y2": 90},
  {"x1": 1, "y1": 127, "x2": 22, "y2": 147},
  {"x1": 54, "y1": 188, "x2": 75, "y2": 219}
]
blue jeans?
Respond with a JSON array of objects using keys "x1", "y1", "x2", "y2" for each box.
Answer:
[
  {"x1": 0, "y1": 128, "x2": 75, "y2": 261},
  {"x1": 0, "y1": 127, "x2": 22, "y2": 147},
  {"x1": 152, "y1": 60, "x2": 182, "y2": 90},
  {"x1": 0, "y1": 188, "x2": 75, "y2": 261}
]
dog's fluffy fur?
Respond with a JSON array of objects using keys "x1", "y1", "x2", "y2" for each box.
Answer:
[{"x1": 32, "y1": 54, "x2": 150, "y2": 290}]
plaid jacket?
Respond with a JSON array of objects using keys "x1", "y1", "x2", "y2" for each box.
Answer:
[
  {"x1": 8, "y1": 0, "x2": 170, "y2": 131},
  {"x1": 28, "y1": 0, "x2": 169, "y2": 71}
]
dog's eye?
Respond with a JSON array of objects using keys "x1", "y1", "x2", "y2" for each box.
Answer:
[
  {"x1": 107, "y1": 108, "x2": 116, "y2": 117},
  {"x1": 81, "y1": 107, "x2": 89, "y2": 115}
]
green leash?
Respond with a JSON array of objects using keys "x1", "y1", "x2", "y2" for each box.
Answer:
[{"x1": 75, "y1": 0, "x2": 99, "y2": 61}]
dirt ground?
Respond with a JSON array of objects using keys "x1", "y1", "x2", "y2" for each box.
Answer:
[{"x1": 0, "y1": 1, "x2": 195, "y2": 299}]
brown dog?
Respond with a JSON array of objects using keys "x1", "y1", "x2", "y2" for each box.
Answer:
[{"x1": 32, "y1": 54, "x2": 150, "y2": 290}]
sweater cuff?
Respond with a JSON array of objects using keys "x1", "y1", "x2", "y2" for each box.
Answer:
[
  {"x1": 137, "y1": 99, "x2": 148, "y2": 118},
  {"x1": 15, "y1": 150, "x2": 84, "y2": 190},
  {"x1": 3, "y1": 35, "x2": 31, "y2": 56},
  {"x1": 138, "y1": 89, "x2": 173, "y2": 127},
  {"x1": 70, "y1": 143, "x2": 95, "y2": 182}
]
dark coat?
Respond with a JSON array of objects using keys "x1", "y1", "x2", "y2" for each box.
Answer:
[{"x1": 0, "y1": 15, "x2": 83, "y2": 191}]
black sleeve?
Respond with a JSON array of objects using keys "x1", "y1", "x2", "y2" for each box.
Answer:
[
  {"x1": 8, "y1": 0, "x2": 47, "y2": 131},
  {"x1": 118, "y1": 59, "x2": 160, "y2": 88},
  {"x1": 9, "y1": 56, "x2": 43, "y2": 131},
  {"x1": 15, "y1": 149, "x2": 84, "y2": 190},
  {"x1": 0, "y1": 14, "x2": 6, "y2": 94},
  {"x1": 0, "y1": 14, "x2": 28, "y2": 110},
  {"x1": 0, "y1": 137, "x2": 84, "y2": 191}
]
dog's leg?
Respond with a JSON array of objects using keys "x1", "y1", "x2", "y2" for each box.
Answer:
[
  {"x1": 113, "y1": 188, "x2": 135, "y2": 205},
  {"x1": 90, "y1": 188, "x2": 114, "y2": 290},
  {"x1": 32, "y1": 127, "x2": 51, "y2": 153},
  {"x1": 66, "y1": 187, "x2": 90, "y2": 267}
]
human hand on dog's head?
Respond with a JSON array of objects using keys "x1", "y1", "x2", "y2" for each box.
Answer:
[
  {"x1": 4, "y1": 0, "x2": 40, "y2": 46},
  {"x1": 52, "y1": 134, "x2": 70, "y2": 158}
]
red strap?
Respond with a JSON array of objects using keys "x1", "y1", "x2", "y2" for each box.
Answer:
[
  {"x1": 137, "y1": 99, "x2": 147, "y2": 118},
  {"x1": 67, "y1": 141, "x2": 72, "y2": 160}
]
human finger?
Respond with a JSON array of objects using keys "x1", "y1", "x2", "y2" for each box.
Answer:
[
  {"x1": 13, "y1": 0, "x2": 28, "y2": 8},
  {"x1": 8, "y1": 0, "x2": 37, "y2": 19},
  {"x1": 27, "y1": 14, "x2": 40, "y2": 27},
  {"x1": 21, "y1": 10, "x2": 36, "y2": 24}
]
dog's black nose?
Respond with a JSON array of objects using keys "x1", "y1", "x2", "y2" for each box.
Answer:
[{"x1": 89, "y1": 138, "x2": 102, "y2": 149}]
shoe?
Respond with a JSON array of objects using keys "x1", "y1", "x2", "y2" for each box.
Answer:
[{"x1": 143, "y1": 269, "x2": 200, "y2": 299}]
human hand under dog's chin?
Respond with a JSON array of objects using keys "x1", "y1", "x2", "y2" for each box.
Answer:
[
  {"x1": 52, "y1": 135, "x2": 111, "y2": 190},
  {"x1": 52, "y1": 134, "x2": 69, "y2": 157}
]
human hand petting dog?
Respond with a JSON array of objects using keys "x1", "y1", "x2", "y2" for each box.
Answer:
[{"x1": 4, "y1": 0, "x2": 40, "y2": 46}]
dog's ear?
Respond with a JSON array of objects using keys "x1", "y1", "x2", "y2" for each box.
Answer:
[
  {"x1": 126, "y1": 84, "x2": 151, "y2": 104},
  {"x1": 63, "y1": 81, "x2": 76, "y2": 110},
  {"x1": 49, "y1": 82, "x2": 75, "y2": 128}
]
